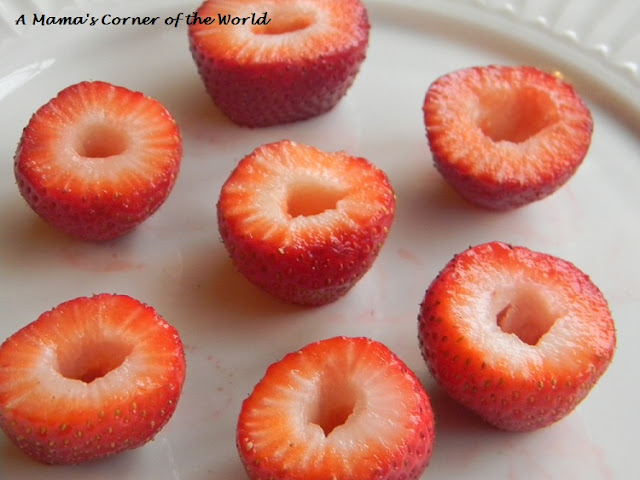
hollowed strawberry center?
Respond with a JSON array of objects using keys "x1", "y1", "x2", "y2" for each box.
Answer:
[
  {"x1": 495, "y1": 287, "x2": 558, "y2": 345},
  {"x1": 56, "y1": 338, "x2": 134, "y2": 383},
  {"x1": 75, "y1": 123, "x2": 128, "y2": 158},
  {"x1": 251, "y1": 11, "x2": 313, "y2": 35},
  {"x1": 308, "y1": 376, "x2": 358, "y2": 436},
  {"x1": 477, "y1": 87, "x2": 559, "y2": 143},
  {"x1": 286, "y1": 180, "x2": 348, "y2": 217}
]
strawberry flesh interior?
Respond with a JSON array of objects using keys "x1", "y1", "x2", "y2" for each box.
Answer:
[
  {"x1": 252, "y1": 9, "x2": 313, "y2": 35},
  {"x1": 74, "y1": 123, "x2": 129, "y2": 158},
  {"x1": 286, "y1": 179, "x2": 348, "y2": 218},
  {"x1": 56, "y1": 338, "x2": 134, "y2": 383},
  {"x1": 477, "y1": 86, "x2": 559, "y2": 143},
  {"x1": 306, "y1": 370, "x2": 359, "y2": 436},
  {"x1": 494, "y1": 285, "x2": 560, "y2": 345}
]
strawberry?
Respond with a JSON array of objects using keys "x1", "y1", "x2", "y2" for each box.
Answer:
[
  {"x1": 14, "y1": 81, "x2": 182, "y2": 241},
  {"x1": 188, "y1": 0, "x2": 370, "y2": 127},
  {"x1": 217, "y1": 140, "x2": 395, "y2": 306},
  {"x1": 0, "y1": 294, "x2": 186, "y2": 464},
  {"x1": 418, "y1": 242, "x2": 616, "y2": 432},
  {"x1": 423, "y1": 65, "x2": 593, "y2": 209},
  {"x1": 237, "y1": 336, "x2": 435, "y2": 480}
]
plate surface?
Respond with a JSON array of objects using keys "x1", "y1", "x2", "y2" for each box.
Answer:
[{"x1": 1, "y1": 0, "x2": 639, "y2": 479}]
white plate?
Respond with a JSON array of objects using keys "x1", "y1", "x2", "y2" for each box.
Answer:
[{"x1": 1, "y1": 0, "x2": 639, "y2": 478}]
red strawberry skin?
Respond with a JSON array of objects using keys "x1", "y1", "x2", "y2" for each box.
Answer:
[
  {"x1": 0, "y1": 294, "x2": 186, "y2": 464},
  {"x1": 217, "y1": 140, "x2": 395, "y2": 306},
  {"x1": 237, "y1": 336, "x2": 435, "y2": 480},
  {"x1": 423, "y1": 65, "x2": 593, "y2": 209},
  {"x1": 188, "y1": 0, "x2": 370, "y2": 127},
  {"x1": 14, "y1": 81, "x2": 182, "y2": 241},
  {"x1": 418, "y1": 242, "x2": 616, "y2": 432}
]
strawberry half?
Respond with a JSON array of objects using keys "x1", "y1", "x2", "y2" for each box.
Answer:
[
  {"x1": 0, "y1": 294, "x2": 186, "y2": 464},
  {"x1": 418, "y1": 242, "x2": 616, "y2": 432},
  {"x1": 188, "y1": 0, "x2": 370, "y2": 127},
  {"x1": 14, "y1": 81, "x2": 182, "y2": 241},
  {"x1": 423, "y1": 65, "x2": 593, "y2": 209},
  {"x1": 217, "y1": 140, "x2": 395, "y2": 306},
  {"x1": 237, "y1": 336, "x2": 435, "y2": 480}
]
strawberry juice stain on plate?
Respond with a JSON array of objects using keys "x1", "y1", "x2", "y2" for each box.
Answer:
[
  {"x1": 397, "y1": 247, "x2": 423, "y2": 266},
  {"x1": 504, "y1": 417, "x2": 614, "y2": 480},
  {"x1": 181, "y1": 346, "x2": 234, "y2": 421},
  {"x1": 60, "y1": 242, "x2": 145, "y2": 272}
]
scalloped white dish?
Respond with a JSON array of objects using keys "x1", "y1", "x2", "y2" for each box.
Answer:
[{"x1": 1, "y1": 0, "x2": 639, "y2": 479}]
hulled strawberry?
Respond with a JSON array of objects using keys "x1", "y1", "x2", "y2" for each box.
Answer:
[
  {"x1": 0, "y1": 294, "x2": 186, "y2": 464},
  {"x1": 423, "y1": 65, "x2": 593, "y2": 209},
  {"x1": 14, "y1": 81, "x2": 182, "y2": 241},
  {"x1": 188, "y1": 0, "x2": 370, "y2": 127},
  {"x1": 237, "y1": 336, "x2": 435, "y2": 480},
  {"x1": 418, "y1": 242, "x2": 616, "y2": 432},
  {"x1": 217, "y1": 140, "x2": 395, "y2": 306}
]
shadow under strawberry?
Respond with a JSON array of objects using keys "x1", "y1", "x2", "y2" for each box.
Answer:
[
  {"x1": 427, "y1": 384, "x2": 494, "y2": 433},
  {"x1": 172, "y1": 241, "x2": 302, "y2": 326}
]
